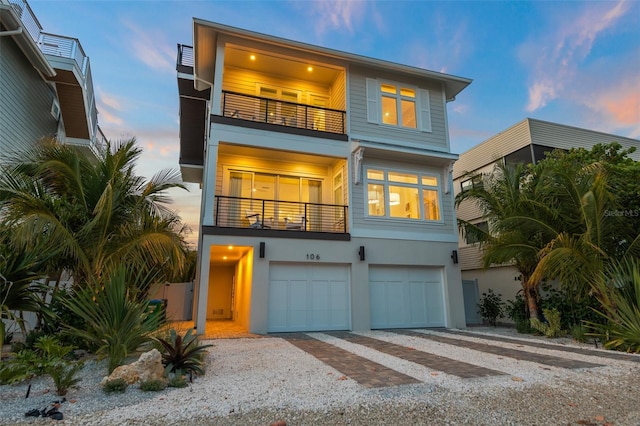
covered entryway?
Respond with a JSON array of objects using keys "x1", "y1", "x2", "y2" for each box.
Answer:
[
  {"x1": 369, "y1": 266, "x2": 445, "y2": 329},
  {"x1": 268, "y1": 263, "x2": 350, "y2": 332}
]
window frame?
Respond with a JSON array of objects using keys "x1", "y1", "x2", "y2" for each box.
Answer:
[
  {"x1": 460, "y1": 175, "x2": 483, "y2": 193},
  {"x1": 366, "y1": 78, "x2": 432, "y2": 132},
  {"x1": 364, "y1": 167, "x2": 443, "y2": 222}
]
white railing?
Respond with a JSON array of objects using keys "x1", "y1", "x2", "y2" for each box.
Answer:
[
  {"x1": 6, "y1": 0, "x2": 101, "y2": 151},
  {"x1": 6, "y1": 0, "x2": 41, "y2": 42}
]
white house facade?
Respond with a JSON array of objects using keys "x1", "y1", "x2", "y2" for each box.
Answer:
[{"x1": 177, "y1": 20, "x2": 472, "y2": 335}]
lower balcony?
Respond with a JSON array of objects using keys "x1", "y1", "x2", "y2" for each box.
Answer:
[{"x1": 203, "y1": 196, "x2": 349, "y2": 241}]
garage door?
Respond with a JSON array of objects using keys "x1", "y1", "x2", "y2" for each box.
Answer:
[
  {"x1": 268, "y1": 263, "x2": 350, "y2": 332},
  {"x1": 369, "y1": 266, "x2": 445, "y2": 329}
]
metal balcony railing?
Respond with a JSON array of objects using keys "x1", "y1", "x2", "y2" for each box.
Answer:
[
  {"x1": 221, "y1": 91, "x2": 346, "y2": 135},
  {"x1": 177, "y1": 44, "x2": 194, "y2": 68},
  {"x1": 6, "y1": 0, "x2": 41, "y2": 42},
  {"x1": 214, "y1": 196, "x2": 348, "y2": 234}
]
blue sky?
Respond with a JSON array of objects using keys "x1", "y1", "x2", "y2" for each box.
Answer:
[{"x1": 29, "y1": 0, "x2": 640, "y2": 244}]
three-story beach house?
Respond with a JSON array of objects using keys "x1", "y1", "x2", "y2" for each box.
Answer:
[{"x1": 177, "y1": 19, "x2": 472, "y2": 334}]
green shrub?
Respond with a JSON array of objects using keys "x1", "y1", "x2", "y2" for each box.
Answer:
[
  {"x1": 102, "y1": 378, "x2": 128, "y2": 394},
  {"x1": 530, "y1": 308, "x2": 563, "y2": 338},
  {"x1": 155, "y1": 328, "x2": 212, "y2": 376},
  {"x1": 506, "y1": 293, "x2": 532, "y2": 333},
  {"x1": 587, "y1": 259, "x2": 640, "y2": 353},
  {"x1": 478, "y1": 289, "x2": 505, "y2": 327},
  {"x1": 62, "y1": 266, "x2": 164, "y2": 373},
  {"x1": 49, "y1": 362, "x2": 83, "y2": 396},
  {"x1": 570, "y1": 323, "x2": 587, "y2": 343},
  {"x1": 140, "y1": 379, "x2": 167, "y2": 392},
  {"x1": 167, "y1": 374, "x2": 188, "y2": 388}
]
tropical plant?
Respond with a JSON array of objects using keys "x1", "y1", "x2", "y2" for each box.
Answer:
[
  {"x1": 0, "y1": 228, "x2": 52, "y2": 343},
  {"x1": 530, "y1": 308, "x2": 563, "y2": 338},
  {"x1": 0, "y1": 335, "x2": 82, "y2": 397},
  {"x1": 61, "y1": 266, "x2": 165, "y2": 373},
  {"x1": 531, "y1": 144, "x2": 640, "y2": 300},
  {"x1": 155, "y1": 328, "x2": 212, "y2": 376},
  {"x1": 505, "y1": 292, "x2": 532, "y2": 333},
  {"x1": 48, "y1": 361, "x2": 84, "y2": 396},
  {"x1": 587, "y1": 259, "x2": 640, "y2": 353},
  {"x1": 140, "y1": 378, "x2": 167, "y2": 392},
  {"x1": 0, "y1": 138, "x2": 190, "y2": 288},
  {"x1": 456, "y1": 162, "x2": 558, "y2": 320},
  {"x1": 477, "y1": 289, "x2": 505, "y2": 326},
  {"x1": 102, "y1": 378, "x2": 128, "y2": 394}
]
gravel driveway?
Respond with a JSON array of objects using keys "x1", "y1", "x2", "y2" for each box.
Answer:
[{"x1": 1, "y1": 327, "x2": 638, "y2": 425}]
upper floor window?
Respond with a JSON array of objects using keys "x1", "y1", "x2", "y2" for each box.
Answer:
[
  {"x1": 465, "y1": 221, "x2": 489, "y2": 244},
  {"x1": 460, "y1": 175, "x2": 483, "y2": 193},
  {"x1": 366, "y1": 78, "x2": 431, "y2": 132},
  {"x1": 366, "y1": 168, "x2": 441, "y2": 221}
]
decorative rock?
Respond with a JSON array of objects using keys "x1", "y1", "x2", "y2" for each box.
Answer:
[{"x1": 101, "y1": 349, "x2": 166, "y2": 386}]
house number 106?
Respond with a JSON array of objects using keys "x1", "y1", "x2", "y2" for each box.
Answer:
[{"x1": 306, "y1": 254, "x2": 320, "y2": 260}]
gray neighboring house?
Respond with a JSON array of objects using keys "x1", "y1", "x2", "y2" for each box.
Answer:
[
  {"x1": 0, "y1": 0, "x2": 106, "y2": 163},
  {"x1": 177, "y1": 19, "x2": 472, "y2": 335},
  {"x1": 453, "y1": 118, "x2": 640, "y2": 322}
]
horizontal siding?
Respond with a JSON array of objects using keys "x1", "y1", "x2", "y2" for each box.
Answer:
[
  {"x1": 348, "y1": 65, "x2": 448, "y2": 150},
  {"x1": 0, "y1": 33, "x2": 58, "y2": 162},
  {"x1": 459, "y1": 245, "x2": 484, "y2": 271},
  {"x1": 350, "y1": 157, "x2": 456, "y2": 237},
  {"x1": 456, "y1": 198, "x2": 483, "y2": 221},
  {"x1": 453, "y1": 119, "x2": 532, "y2": 178},
  {"x1": 528, "y1": 119, "x2": 640, "y2": 161},
  {"x1": 454, "y1": 118, "x2": 640, "y2": 180}
]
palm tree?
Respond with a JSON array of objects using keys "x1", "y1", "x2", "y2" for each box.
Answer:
[
  {"x1": 456, "y1": 162, "x2": 558, "y2": 320},
  {"x1": 0, "y1": 138, "x2": 190, "y2": 289},
  {"x1": 531, "y1": 149, "x2": 640, "y2": 301}
]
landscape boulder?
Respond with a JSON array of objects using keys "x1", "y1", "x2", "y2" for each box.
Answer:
[{"x1": 101, "y1": 349, "x2": 166, "y2": 386}]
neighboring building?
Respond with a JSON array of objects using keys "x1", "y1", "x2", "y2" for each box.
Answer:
[
  {"x1": 453, "y1": 118, "x2": 640, "y2": 319},
  {"x1": 177, "y1": 20, "x2": 472, "y2": 334},
  {"x1": 0, "y1": 0, "x2": 106, "y2": 163}
]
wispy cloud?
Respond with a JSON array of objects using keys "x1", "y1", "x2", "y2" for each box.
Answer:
[
  {"x1": 408, "y1": 13, "x2": 468, "y2": 74},
  {"x1": 121, "y1": 19, "x2": 175, "y2": 74},
  {"x1": 310, "y1": 0, "x2": 371, "y2": 35},
  {"x1": 520, "y1": 0, "x2": 631, "y2": 112},
  {"x1": 96, "y1": 87, "x2": 125, "y2": 126}
]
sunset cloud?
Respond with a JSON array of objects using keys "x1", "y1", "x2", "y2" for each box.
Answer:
[
  {"x1": 96, "y1": 88, "x2": 125, "y2": 126},
  {"x1": 520, "y1": 0, "x2": 632, "y2": 112},
  {"x1": 121, "y1": 20, "x2": 175, "y2": 74},
  {"x1": 310, "y1": 0, "x2": 372, "y2": 35}
]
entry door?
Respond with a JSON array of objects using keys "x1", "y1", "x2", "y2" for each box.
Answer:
[
  {"x1": 369, "y1": 266, "x2": 445, "y2": 329},
  {"x1": 268, "y1": 263, "x2": 350, "y2": 332}
]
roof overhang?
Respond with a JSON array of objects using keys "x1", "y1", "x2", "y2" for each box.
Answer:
[
  {"x1": 354, "y1": 139, "x2": 459, "y2": 166},
  {"x1": 0, "y1": 4, "x2": 55, "y2": 78},
  {"x1": 192, "y1": 19, "x2": 471, "y2": 100}
]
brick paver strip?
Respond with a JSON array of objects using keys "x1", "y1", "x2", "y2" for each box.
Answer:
[
  {"x1": 326, "y1": 331, "x2": 504, "y2": 378},
  {"x1": 440, "y1": 329, "x2": 640, "y2": 363},
  {"x1": 275, "y1": 333, "x2": 420, "y2": 388},
  {"x1": 390, "y1": 329, "x2": 602, "y2": 369}
]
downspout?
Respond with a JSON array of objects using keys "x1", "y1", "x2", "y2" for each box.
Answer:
[{"x1": 0, "y1": 27, "x2": 23, "y2": 36}]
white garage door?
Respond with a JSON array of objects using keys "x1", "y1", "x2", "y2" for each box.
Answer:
[
  {"x1": 268, "y1": 263, "x2": 350, "y2": 332},
  {"x1": 370, "y1": 266, "x2": 445, "y2": 329}
]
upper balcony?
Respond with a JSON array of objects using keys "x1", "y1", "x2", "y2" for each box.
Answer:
[
  {"x1": 215, "y1": 91, "x2": 347, "y2": 139},
  {"x1": 176, "y1": 43, "x2": 348, "y2": 182},
  {"x1": 2, "y1": 0, "x2": 105, "y2": 157}
]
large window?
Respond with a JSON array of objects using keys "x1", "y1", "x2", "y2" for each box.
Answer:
[
  {"x1": 366, "y1": 168, "x2": 441, "y2": 221},
  {"x1": 366, "y1": 78, "x2": 431, "y2": 132}
]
